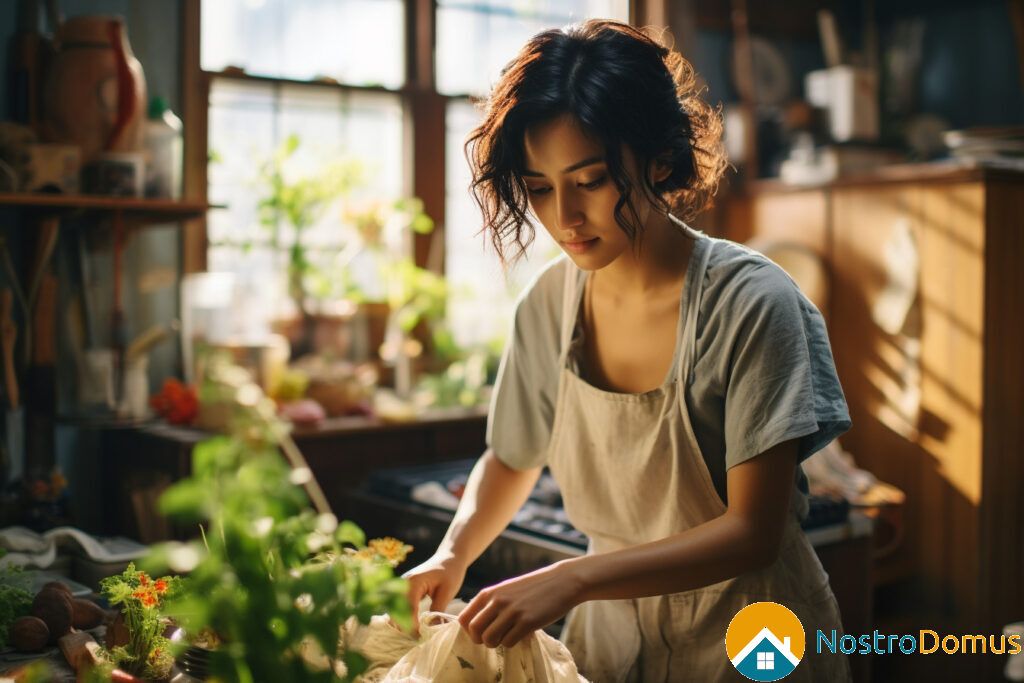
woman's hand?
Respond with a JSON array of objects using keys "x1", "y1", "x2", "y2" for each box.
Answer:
[
  {"x1": 458, "y1": 560, "x2": 585, "y2": 649},
  {"x1": 402, "y1": 551, "x2": 469, "y2": 631}
]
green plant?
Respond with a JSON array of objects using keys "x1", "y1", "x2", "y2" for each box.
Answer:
[
  {"x1": 381, "y1": 258, "x2": 447, "y2": 336},
  {"x1": 0, "y1": 552, "x2": 32, "y2": 649},
  {"x1": 99, "y1": 564, "x2": 182, "y2": 679},
  {"x1": 314, "y1": 197, "x2": 436, "y2": 306},
  {"x1": 413, "y1": 349, "x2": 493, "y2": 409},
  {"x1": 143, "y1": 362, "x2": 412, "y2": 682},
  {"x1": 256, "y1": 134, "x2": 363, "y2": 345}
]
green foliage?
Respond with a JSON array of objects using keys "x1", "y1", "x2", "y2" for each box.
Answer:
[
  {"x1": 144, "y1": 363, "x2": 411, "y2": 682},
  {"x1": 382, "y1": 258, "x2": 448, "y2": 335},
  {"x1": 414, "y1": 349, "x2": 493, "y2": 409},
  {"x1": 15, "y1": 661, "x2": 55, "y2": 682},
  {"x1": 99, "y1": 564, "x2": 183, "y2": 679},
  {"x1": 0, "y1": 553, "x2": 32, "y2": 649},
  {"x1": 255, "y1": 134, "x2": 364, "y2": 315}
]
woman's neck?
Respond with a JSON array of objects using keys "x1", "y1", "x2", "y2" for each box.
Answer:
[{"x1": 594, "y1": 212, "x2": 695, "y2": 298}]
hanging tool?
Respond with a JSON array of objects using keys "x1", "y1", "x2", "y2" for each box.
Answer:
[{"x1": 1, "y1": 288, "x2": 19, "y2": 410}]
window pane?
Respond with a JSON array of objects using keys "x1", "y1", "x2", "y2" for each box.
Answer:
[
  {"x1": 437, "y1": 0, "x2": 629, "y2": 96},
  {"x1": 207, "y1": 78, "x2": 405, "y2": 311},
  {"x1": 444, "y1": 100, "x2": 560, "y2": 349},
  {"x1": 202, "y1": 0, "x2": 404, "y2": 88}
]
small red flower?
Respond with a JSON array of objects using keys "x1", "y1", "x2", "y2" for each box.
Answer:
[
  {"x1": 154, "y1": 579, "x2": 168, "y2": 594},
  {"x1": 139, "y1": 573, "x2": 149, "y2": 586}
]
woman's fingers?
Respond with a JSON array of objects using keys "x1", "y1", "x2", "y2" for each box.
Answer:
[
  {"x1": 461, "y1": 595, "x2": 502, "y2": 645},
  {"x1": 499, "y1": 623, "x2": 534, "y2": 648},
  {"x1": 406, "y1": 577, "x2": 433, "y2": 633},
  {"x1": 480, "y1": 608, "x2": 519, "y2": 649},
  {"x1": 430, "y1": 584, "x2": 455, "y2": 614}
]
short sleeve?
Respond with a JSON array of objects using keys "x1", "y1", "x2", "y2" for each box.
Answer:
[
  {"x1": 485, "y1": 261, "x2": 563, "y2": 470},
  {"x1": 722, "y1": 263, "x2": 851, "y2": 470}
]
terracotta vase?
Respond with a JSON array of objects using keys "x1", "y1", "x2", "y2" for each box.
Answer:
[{"x1": 41, "y1": 15, "x2": 147, "y2": 163}]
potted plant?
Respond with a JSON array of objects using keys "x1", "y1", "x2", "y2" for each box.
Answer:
[
  {"x1": 97, "y1": 564, "x2": 182, "y2": 681},
  {"x1": 132, "y1": 361, "x2": 412, "y2": 682},
  {"x1": 254, "y1": 134, "x2": 363, "y2": 357}
]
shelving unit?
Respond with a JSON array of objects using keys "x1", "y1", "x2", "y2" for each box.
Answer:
[
  {"x1": 0, "y1": 193, "x2": 214, "y2": 483},
  {"x1": 0, "y1": 193, "x2": 210, "y2": 224}
]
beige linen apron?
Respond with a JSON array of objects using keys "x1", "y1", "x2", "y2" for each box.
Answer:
[{"x1": 546, "y1": 226, "x2": 852, "y2": 682}]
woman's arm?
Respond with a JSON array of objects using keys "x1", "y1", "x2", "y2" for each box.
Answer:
[
  {"x1": 403, "y1": 449, "x2": 542, "y2": 623},
  {"x1": 570, "y1": 438, "x2": 797, "y2": 600},
  {"x1": 458, "y1": 438, "x2": 799, "y2": 647},
  {"x1": 435, "y1": 448, "x2": 543, "y2": 565}
]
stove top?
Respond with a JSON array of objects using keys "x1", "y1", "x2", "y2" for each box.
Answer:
[{"x1": 363, "y1": 459, "x2": 850, "y2": 552}]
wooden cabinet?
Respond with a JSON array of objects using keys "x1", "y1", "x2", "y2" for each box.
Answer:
[
  {"x1": 87, "y1": 409, "x2": 488, "y2": 540},
  {"x1": 720, "y1": 166, "x2": 1024, "y2": 679}
]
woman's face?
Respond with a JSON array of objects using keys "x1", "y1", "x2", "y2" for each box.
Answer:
[{"x1": 522, "y1": 113, "x2": 651, "y2": 271}]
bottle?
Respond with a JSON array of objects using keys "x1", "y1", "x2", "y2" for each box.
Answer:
[{"x1": 143, "y1": 96, "x2": 183, "y2": 199}]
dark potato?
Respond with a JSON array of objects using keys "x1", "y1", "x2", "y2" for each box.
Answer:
[
  {"x1": 31, "y1": 588, "x2": 73, "y2": 643},
  {"x1": 10, "y1": 616, "x2": 49, "y2": 652}
]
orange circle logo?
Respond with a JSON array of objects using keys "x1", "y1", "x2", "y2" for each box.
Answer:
[{"x1": 725, "y1": 602, "x2": 805, "y2": 681}]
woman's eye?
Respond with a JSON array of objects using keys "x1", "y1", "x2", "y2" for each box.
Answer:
[
  {"x1": 580, "y1": 175, "x2": 607, "y2": 190},
  {"x1": 526, "y1": 186, "x2": 552, "y2": 196}
]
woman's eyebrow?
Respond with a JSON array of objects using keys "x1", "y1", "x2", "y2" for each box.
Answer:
[{"x1": 522, "y1": 156, "x2": 605, "y2": 177}]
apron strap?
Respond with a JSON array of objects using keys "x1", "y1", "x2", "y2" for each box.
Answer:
[
  {"x1": 677, "y1": 230, "x2": 716, "y2": 391},
  {"x1": 558, "y1": 257, "x2": 579, "y2": 369}
]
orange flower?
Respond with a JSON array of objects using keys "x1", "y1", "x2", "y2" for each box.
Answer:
[
  {"x1": 139, "y1": 573, "x2": 149, "y2": 586},
  {"x1": 367, "y1": 537, "x2": 413, "y2": 565},
  {"x1": 154, "y1": 579, "x2": 168, "y2": 594}
]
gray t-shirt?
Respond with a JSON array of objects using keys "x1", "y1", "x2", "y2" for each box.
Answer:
[{"x1": 485, "y1": 236, "x2": 852, "y2": 520}]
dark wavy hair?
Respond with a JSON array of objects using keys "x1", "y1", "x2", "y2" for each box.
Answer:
[{"x1": 465, "y1": 19, "x2": 728, "y2": 265}]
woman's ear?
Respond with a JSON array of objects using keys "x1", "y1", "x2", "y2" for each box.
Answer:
[{"x1": 649, "y1": 157, "x2": 672, "y2": 184}]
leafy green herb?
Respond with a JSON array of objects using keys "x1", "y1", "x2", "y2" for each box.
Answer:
[{"x1": 0, "y1": 551, "x2": 32, "y2": 649}]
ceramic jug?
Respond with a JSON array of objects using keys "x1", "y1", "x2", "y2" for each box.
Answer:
[{"x1": 41, "y1": 15, "x2": 147, "y2": 163}]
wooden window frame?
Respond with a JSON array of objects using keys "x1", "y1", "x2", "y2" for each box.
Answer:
[{"x1": 180, "y1": 0, "x2": 659, "y2": 276}]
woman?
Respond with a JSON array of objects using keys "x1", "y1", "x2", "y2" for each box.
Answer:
[{"x1": 404, "y1": 19, "x2": 852, "y2": 682}]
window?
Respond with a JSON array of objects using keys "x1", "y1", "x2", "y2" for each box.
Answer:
[
  {"x1": 201, "y1": 0, "x2": 407, "y2": 325},
  {"x1": 199, "y1": 0, "x2": 631, "y2": 361},
  {"x1": 207, "y1": 79, "x2": 404, "y2": 308},
  {"x1": 437, "y1": 0, "x2": 629, "y2": 97},
  {"x1": 202, "y1": 0, "x2": 404, "y2": 88},
  {"x1": 757, "y1": 651, "x2": 775, "y2": 670}
]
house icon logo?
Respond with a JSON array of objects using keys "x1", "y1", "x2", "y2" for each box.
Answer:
[{"x1": 725, "y1": 601, "x2": 805, "y2": 681}]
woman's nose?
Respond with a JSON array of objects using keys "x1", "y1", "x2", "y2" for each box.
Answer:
[{"x1": 555, "y1": 190, "x2": 584, "y2": 231}]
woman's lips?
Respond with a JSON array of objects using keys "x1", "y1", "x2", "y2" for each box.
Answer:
[{"x1": 563, "y1": 237, "x2": 598, "y2": 254}]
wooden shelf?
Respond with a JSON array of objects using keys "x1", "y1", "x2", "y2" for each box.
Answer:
[{"x1": 0, "y1": 192, "x2": 212, "y2": 223}]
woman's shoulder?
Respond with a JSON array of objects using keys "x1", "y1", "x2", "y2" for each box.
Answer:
[
  {"x1": 504, "y1": 255, "x2": 576, "y2": 358},
  {"x1": 513, "y1": 253, "x2": 575, "y2": 320},
  {"x1": 702, "y1": 236, "x2": 809, "y2": 310}
]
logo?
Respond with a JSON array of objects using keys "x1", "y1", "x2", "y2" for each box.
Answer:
[{"x1": 726, "y1": 602, "x2": 805, "y2": 681}]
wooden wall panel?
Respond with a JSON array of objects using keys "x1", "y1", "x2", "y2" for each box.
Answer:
[
  {"x1": 723, "y1": 171, "x2": 1023, "y2": 680},
  {"x1": 830, "y1": 187, "x2": 927, "y2": 586},
  {"x1": 979, "y1": 180, "x2": 1024, "y2": 640},
  {"x1": 749, "y1": 189, "x2": 829, "y2": 257},
  {"x1": 916, "y1": 184, "x2": 985, "y2": 632}
]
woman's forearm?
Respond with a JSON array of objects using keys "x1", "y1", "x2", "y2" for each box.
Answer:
[
  {"x1": 566, "y1": 440, "x2": 798, "y2": 603},
  {"x1": 436, "y1": 449, "x2": 543, "y2": 567},
  {"x1": 566, "y1": 510, "x2": 778, "y2": 602}
]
